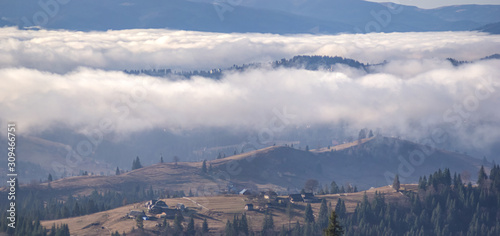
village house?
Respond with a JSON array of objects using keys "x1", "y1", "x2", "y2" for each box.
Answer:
[
  {"x1": 163, "y1": 208, "x2": 180, "y2": 218},
  {"x1": 148, "y1": 201, "x2": 169, "y2": 214},
  {"x1": 302, "y1": 193, "x2": 317, "y2": 202},
  {"x1": 288, "y1": 194, "x2": 303, "y2": 203},
  {"x1": 244, "y1": 204, "x2": 254, "y2": 211},
  {"x1": 239, "y1": 189, "x2": 251, "y2": 195},
  {"x1": 176, "y1": 203, "x2": 185, "y2": 211},
  {"x1": 128, "y1": 210, "x2": 146, "y2": 219},
  {"x1": 264, "y1": 191, "x2": 278, "y2": 200}
]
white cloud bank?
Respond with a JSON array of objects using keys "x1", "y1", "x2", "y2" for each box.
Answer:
[
  {"x1": 1, "y1": 28, "x2": 500, "y2": 150},
  {"x1": 1, "y1": 27, "x2": 500, "y2": 73}
]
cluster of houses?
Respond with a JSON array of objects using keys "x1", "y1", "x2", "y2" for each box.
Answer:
[
  {"x1": 127, "y1": 200, "x2": 187, "y2": 219},
  {"x1": 242, "y1": 189, "x2": 319, "y2": 211},
  {"x1": 288, "y1": 193, "x2": 319, "y2": 203},
  {"x1": 128, "y1": 189, "x2": 321, "y2": 221}
]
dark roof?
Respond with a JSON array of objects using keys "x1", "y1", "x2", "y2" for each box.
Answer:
[
  {"x1": 129, "y1": 211, "x2": 145, "y2": 217},
  {"x1": 265, "y1": 191, "x2": 278, "y2": 196},
  {"x1": 302, "y1": 193, "x2": 314, "y2": 199},
  {"x1": 155, "y1": 200, "x2": 167, "y2": 206},
  {"x1": 289, "y1": 194, "x2": 303, "y2": 201},
  {"x1": 240, "y1": 189, "x2": 251, "y2": 195}
]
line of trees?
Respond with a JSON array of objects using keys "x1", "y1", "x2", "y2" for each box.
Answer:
[
  {"x1": 339, "y1": 166, "x2": 500, "y2": 235},
  {"x1": 318, "y1": 180, "x2": 358, "y2": 195},
  {"x1": 224, "y1": 166, "x2": 500, "y2": 236},
  {"x1": 252, "y1": 199, "x2": 345, "y2": 236},
  {"x1": 224, "y1": 214, "x2": 250, "y2": 236},
  {"x1": 0, "y1": 213, "x2": 70, "y2": 236},
  {"x1": 153, "y1": 214, "x2": 210, "y2": 236},
  {"x1": 0, "y1": 184, "x2": 186, "y2": 223}
]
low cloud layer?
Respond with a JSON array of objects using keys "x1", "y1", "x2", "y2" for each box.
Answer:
[
  {"x1": 1, "y1": 28, "x2": 500, "y2": 153},
  {"x1": 2, "y1": 58, "x2": 500, "y2": 141},
  {"x1": 1, "y1": 27, "x2": 500, "y2": 73}
]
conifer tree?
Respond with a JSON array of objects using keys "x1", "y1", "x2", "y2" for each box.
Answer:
[
  {"x1": 202, "y1": 218, "x2": 209, "y2": 234},
  {"x1": 286, "y1": 202, "x2": 293, "y2": 229},
  {"x1": 73, "y1": 202, "x2": 80, "y2": 216},
  {"x1": 202, "y1": 160, "x2": 207, "y2": 173},
  {"x1": 324, "y1": 211, "x2": 344, "y2": 236},
  {"x1": 232, "y1": 215, "x2": 240, "y2": 234},
  {"x1": 262, "y1": 212, "x2": 275, "y2": 235},
  {"x1": 318, "y1": 199, "x2": 329, "y2": 229},
  {"x1": 174, "y1": 214, "x2": 183, "y2": 233},
  {"x1": 241, "y1": 214, "x2": 249, "y2": 236},
  {"x1": 330, "y1": 181, "x2": 339, "y2": 194},
  {"x1": 135, "y1": 215, "x2": 144, "y2": 229},
  {"x1": 132, "y1": 156, "x2": 142, "y2": 170},
  {"x1": 393, "y1": 174, "x2": 400, "y2": 192},
  {"x1": 305, "y1": 203, "x2": 315, "y2": 223},
  {"x1": 50, "y1": 224, "x2": 56, "y2": 236},
  {"x1": 225, "y1": 220, "x2": 236, "y2": 236},
  {"x1": 478, "y1": 165, "x2": 487, "y2": 187},
  {"x1": 186, "y1": 217, "x2": 195, "y2": 236},
  {"x1": 334, "y1": 198, "x2": 346, "y2": 218}
]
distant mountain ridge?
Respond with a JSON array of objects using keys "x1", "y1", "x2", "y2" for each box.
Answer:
[
  {"x1": 1, "y1": 0, "x2": 499, "y2": 33},
  {"x1": 477, "y1": 21, "x2": 500, "y2": 34},
  {"x1": 124, "y1": 53, "x2": 500, "y2": 79},
  {"x1": 124, "y1": 55, "x2": 368, "y2": 79}
]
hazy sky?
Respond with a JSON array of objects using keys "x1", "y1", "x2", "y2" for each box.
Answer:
[{"x1": 366, "y1": 0, "x2": 500, "y2": 9}]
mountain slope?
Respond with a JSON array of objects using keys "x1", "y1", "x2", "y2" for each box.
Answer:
[
  {"x1": 12, "y1": 136, "x2": 482, "y2": 199},
  {"x1": 477, "y1": 21, "x2": 500, "y2": 34},
  {"x1": 0, "y1": 0, "x2": 352, "y2": 33},
  {"x1": 196, "y1": 0, "x2": 500, "y2": 32},
  {"x1": 28, "y1": 161, "x2": 219, "y2": 197},
  {"x1": 427, "y1": 5, "x2": 500, "y2": 25},
  {"x1": 0, "y1": 135, "x2": 111, "y2": 183},
  {"x1": 1, "y1": 0, "x2": 499, "y2": 33},
  {"x1": 209, "y1": 136, "x2": 482, "y2": 191}
]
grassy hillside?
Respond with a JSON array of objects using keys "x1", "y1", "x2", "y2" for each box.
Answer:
[
  {"x1": 4, "y1": 136, "x2": 481, "y2": 200},
  {"x1": 40, "y1": 185, "x2": 408, "y2": 235},
  {"x1": 0, "y1": 135, "x2": 112, "y2": 183}
]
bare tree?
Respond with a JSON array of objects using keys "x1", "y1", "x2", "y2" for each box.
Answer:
[
  {"x1": 461, "y1": 170, "x2": 471, "y2": 183},
  {"x1": 173, "y1": 156, "x2": 179, "y2": 167},
  {"x1": 304, "y1": 179, "x2": 319, "y2": 193}
]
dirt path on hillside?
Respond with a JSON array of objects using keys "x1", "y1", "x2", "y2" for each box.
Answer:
[{"x1": 183, "y1": 197, "x2": 210, "y2": 210}]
